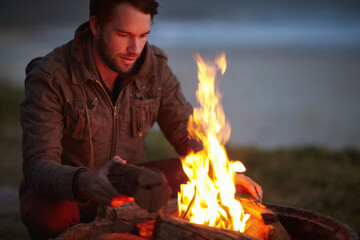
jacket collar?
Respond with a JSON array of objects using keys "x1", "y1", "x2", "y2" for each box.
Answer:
[{"x1": 70, "y1": 22, "x2": 96, "y2": 84}]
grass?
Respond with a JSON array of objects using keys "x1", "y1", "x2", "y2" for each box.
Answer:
[
  {"x1": 0, "y1": 82, "x2": 27, "y2": 239},
  {"x1": 0, "y1": 82, "x2": 23, "y2": 187},
  {"x1": 0, "y1": 83, "x2": 359, "y2": 238},
  {"x1": 227, "y1": 145, "x2": 360, "y2": 234}
]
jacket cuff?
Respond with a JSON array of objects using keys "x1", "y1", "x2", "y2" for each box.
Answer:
[{"x1": 72, "y1": 168, "x2": 91, "y2": 204}]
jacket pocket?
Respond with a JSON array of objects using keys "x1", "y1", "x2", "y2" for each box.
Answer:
[
  {"x1": 131, "y1": 97, "x2": 159, "y2": 138},
  {"x1": 63, "y1": 98, "x2": 98, "y2": 141}
]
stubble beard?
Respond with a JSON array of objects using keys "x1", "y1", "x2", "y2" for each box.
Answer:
[{"x1": 97, "y1": 34, "x2": 139, "y2": 74}]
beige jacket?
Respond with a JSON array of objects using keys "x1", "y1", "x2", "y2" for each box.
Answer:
[{"x1": 20, "y1": 22, "x2": 200, "y2": 202}]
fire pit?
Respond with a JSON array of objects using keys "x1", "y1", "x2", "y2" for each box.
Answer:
[
  {"x1": 55, "y1": 199, "x2": 358, "y2": 240},
  {"x1": 264, "y1": 203, "x2": 358, "y2": 240}
]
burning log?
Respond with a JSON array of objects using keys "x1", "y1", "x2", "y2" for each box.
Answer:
[
  {"x1": 153, "y1": 213, "x2": 258, "y2": 240},
  {"x1": 153, "y1": 198, "x2": 291, "y2": 240},
  {"x1": 238, "y1": 198, "x2": 291, "y2": 240},
  {"x1": 108, "y1": 163, "x2": 171, "y2": 212}
]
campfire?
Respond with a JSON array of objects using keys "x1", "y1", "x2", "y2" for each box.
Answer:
[
  {"x1": 178, "y1": 52, "x2": 250, "y2": 232},
  {"x1": 154, "y1": 53, "x2": 289, "y2": 240},
  {"x1": 54, "y1": 54, "x2": 359, "y2": 240}
]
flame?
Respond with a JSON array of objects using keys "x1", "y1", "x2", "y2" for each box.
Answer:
[{"x1": 178, "y1": 53, "x2": 250, "y2": 232}]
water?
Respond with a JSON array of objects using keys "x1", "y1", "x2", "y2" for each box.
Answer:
[
  {"x1": 1, "y1": 19, "x2": 359, "y2": 149},
  {"x1": 150, "y1": 19, "x2": 360, "y2": 49}
]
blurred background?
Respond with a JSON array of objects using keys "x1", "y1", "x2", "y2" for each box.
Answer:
[
  {"x1": 1, "y1": 0, "x2": 360, "y2": 148},
  {"x1": 0, "y1": 0, "x2": 359, "y2": 239}
]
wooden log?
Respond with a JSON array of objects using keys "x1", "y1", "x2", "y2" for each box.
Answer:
[
  {"x1": 100, "y1": 199, "x2": 178, "y2": 239},
  {"x1": 97, "y1": 199, "x2": 178, "y2": 223},
  {"x1": 152, "y1": 214, "x2": 260, "y2": 240},
  {"x1": 237, "y1": 198, "x2": 291, "y2": 240},
  {"x1": 54, "y1": 217, "x2": 134, "y2": 240},
  {"x1": 137, "y1": 158, "x2": 188, "y2": 198},
  {"x1": 55, "y1": 199, "x2": 178, "y2": 240},
  {"x1": 93, "y1": 233, "x2": 147, "y2": 240},
  {"x1": 108, "y1": 163, "x2": 171, "y2": 212},
  {"x1": 152, "y1": 198, "x2": 291, "y2": 240},
  {"x1": 56, "y1": 197, "x2": 290, "y2": 240}
]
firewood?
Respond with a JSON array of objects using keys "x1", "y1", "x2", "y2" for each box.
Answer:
[
  {"x1": 54, "y1": 217, "x2": 134, "y2": 240},
  {"x1": 152, "y1": 214, "x2": 259, "y2": 240},
  {"x1": 56, "y1": 199, "x2": 178, "y2": 240},
  {"x1": 56, "y1": 197, "x2": 290, "y2": 240},
  {"x1": 152, "y1": 198, "x2": 291, "y2": 240},
  {"x1": 237, "y1": 198, "x2": 277, "y2": 223},
  {"x1": 97, "y1": 199, "x2": 178, "y2": 224},
  {"x1": 99, "y1": 199, "x2": 178, "y2": 239},
  {"x1": 137, "y1": 158, "x2": 188, "y2": 198},
  {"x1": 108, "y1": 163, "x2": 171, "y2": 212},
  {"x1": 237, "y1": 198, "x2": 291, "y2": 240},
  {"x1": 93, "y1": 233, "x2": 147, "y2": 240}
]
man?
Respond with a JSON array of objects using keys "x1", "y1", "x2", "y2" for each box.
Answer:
[{"x1": 20, "y1": 0, "x2": 263, "y2": 239}]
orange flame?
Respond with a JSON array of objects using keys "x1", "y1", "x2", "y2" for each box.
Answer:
[{"x1": 178, "y1": 53, "x2": 250, "y2": 232}]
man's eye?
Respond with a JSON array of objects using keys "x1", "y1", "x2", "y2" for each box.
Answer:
[{"x1": 117, "y1": 33, "x2": 127, "y2": 37}]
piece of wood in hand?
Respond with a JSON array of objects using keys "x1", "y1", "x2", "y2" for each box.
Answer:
[{"x1": 108, "y1": 163, "x2": 171, "y2": 212}]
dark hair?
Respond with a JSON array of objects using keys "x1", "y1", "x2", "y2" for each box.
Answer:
[{"x1": 90, "y1": 0, "x2": 159, "y2": 24}]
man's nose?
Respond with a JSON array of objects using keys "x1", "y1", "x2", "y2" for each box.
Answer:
[{"x1": 127, "y1": 37, "x2": 141, "y2": 55}]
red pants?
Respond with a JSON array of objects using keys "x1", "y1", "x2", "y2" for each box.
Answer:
[
  {"x1": 20, "y1": 189, "x2": 98, "y2": 240},
  {"x1": 20, "y1": 158, "x2": 187, "y2": 240}
]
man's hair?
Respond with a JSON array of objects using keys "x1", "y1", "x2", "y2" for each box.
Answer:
[{"x1": 90, "y1": 0, "x2": 159, "y2": 24}]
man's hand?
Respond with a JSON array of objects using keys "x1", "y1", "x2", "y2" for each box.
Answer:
[
  {"x1": 77, "y1": 156, "x2": 126, "y2": 206},
  {"x1": 234, "y1": 173, "x2": 263, "y2": 202}
]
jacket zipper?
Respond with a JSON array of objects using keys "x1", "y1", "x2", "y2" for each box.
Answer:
[
  {"x1": 94, "y1": 78, "x2": 135, "y2": 159},
  {"x1": 95, "y1": 80, "x2": 117, "y2": 159}
]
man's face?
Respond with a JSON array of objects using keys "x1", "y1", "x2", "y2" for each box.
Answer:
[{"x1": 94, "y1": 2, "x2": 151, "y2": 73}]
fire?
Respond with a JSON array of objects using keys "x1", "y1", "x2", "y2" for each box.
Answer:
[{"x1": 178, "y1": 53, "x2": 250, "y2": 232}]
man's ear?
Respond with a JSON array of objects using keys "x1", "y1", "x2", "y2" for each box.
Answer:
[{"x1": 90, "y1": 16, "x2": 100, "y2": 37}]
